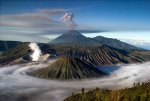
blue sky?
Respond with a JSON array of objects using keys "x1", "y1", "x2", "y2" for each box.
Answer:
[
  {"x1": 1, "y1": 0, "x2": 150, "y2": 30},
  {"x1": 0, "y1": 0, "x2": 150, "y2": 49}
]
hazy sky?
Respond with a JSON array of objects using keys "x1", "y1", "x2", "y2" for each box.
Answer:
[{"x1": 0, "y1": 0, "x2": 150, "y2": 49}]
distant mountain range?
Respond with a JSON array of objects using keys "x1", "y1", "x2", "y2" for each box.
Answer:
[
  {"x1": 50, "y1": 30, "x2": 142, "y2": 50},
  {"x1": 31, "y1": 57, "x2": 106, "y2": 80},
  {"x1": 0, "y1": 30, "x2": 149, "y2": 67},
  {"x1": 0, "y1": 30, "x2": 144, "y2": 51},
  {"x1": 0, "y1": 41, "x2": 149, "y2": 66}
]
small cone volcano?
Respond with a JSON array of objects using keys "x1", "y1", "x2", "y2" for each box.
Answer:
[{"x1": 32, "y1": 57, "x2": 106, "y2": 80}]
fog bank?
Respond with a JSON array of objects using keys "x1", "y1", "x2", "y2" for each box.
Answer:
[{"x1": 0, "y1": 62, "x2": 150, "y2": 101}]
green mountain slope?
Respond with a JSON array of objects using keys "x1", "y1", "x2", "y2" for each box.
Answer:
[
  {"x1": 31, "y1": 57, "x2": 106, "y2": 80},
  {"x1": 64, "y1": 82, "x2": 150, "y2": 101}
]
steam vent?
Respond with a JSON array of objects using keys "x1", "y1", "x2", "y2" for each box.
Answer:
[{"x1": 31, "y1": 57, "x2": 106, "y2": 80}]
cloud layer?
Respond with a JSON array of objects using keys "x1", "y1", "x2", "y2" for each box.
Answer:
[{"x1": 0, "y1": 62, "x2": 150, "y2": 101}]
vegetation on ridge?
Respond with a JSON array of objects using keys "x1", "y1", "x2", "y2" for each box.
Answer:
[{"x1": 64, "y1": 82, "x2": 150, "y2": 101}]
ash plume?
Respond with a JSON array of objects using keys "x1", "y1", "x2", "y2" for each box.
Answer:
[
  {"x1": 28, "y1": 43, "x2": 42, "y2": 61},
  {"x1": 60, "y1": 12, "x2": 77, "y2": 29}
]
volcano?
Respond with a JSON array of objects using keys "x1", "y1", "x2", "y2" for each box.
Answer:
[
  {"x1": 50, "y1": 30, "x2": 101, "y2": 46},
  {"x1": 50, "y1": 30, "x2": 142, "y2": 50},
  {"x1": 31, "y1": 57, "x2": 106, "y2": 80}
]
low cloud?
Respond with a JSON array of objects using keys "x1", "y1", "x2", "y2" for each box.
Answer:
[
  {"x1": 121, "y1": 39, "x2": 150, "y2": 50},
  {"x1": 0, "y1": 62, "x2": 150, "y2": 101}
]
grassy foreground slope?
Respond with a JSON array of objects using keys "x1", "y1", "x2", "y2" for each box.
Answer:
[{"x1": 64, "y1": 82, "x2": 150, "y2": 101}]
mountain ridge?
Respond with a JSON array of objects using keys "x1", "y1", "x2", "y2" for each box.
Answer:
[
  {"x1": 94, "y1": 36, "x2": 141, "y2": 50},
  {"x1": 63, "y1": 45, "x2": 143, "y2": 66},
  {"x1": 50, "y1": 30, "x2": 143, "y2": 50}
]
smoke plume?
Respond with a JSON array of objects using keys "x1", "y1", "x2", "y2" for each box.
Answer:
[
  {"x1": 60, "y1": 12, "x2": 77, "y2": 29},
  {"x1": 28, "y1": 43, "x2": 42, "y2": 61}
]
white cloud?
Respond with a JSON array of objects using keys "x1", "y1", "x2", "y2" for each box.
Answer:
[
  {"x1": 0, "y1": 62, "x2": 150, "y2": 101},
  {"x1": 121, "y1": 39, "x2": 150, "y2": 50}
]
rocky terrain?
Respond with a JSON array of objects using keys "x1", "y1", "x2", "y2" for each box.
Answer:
[{"x1": 31, "y1": 57, "x2": 106, "y2": 80}]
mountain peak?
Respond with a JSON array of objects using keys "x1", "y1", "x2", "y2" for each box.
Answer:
[
  {"x1": 64, "y1": 30, "x2": 83, "y2": 36},
  {"x1": 50, "y1": 30, "x2": 88, "y2": 45},
  {"x1": 50, "y1": 30, "x2": 101, "y2": 46},
  {"x1": 31, "y1": 57, "x2": 106, "y2": 80},
  {"x1": 50, "y1": 30, "x2": 142, "y2": 50}
]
